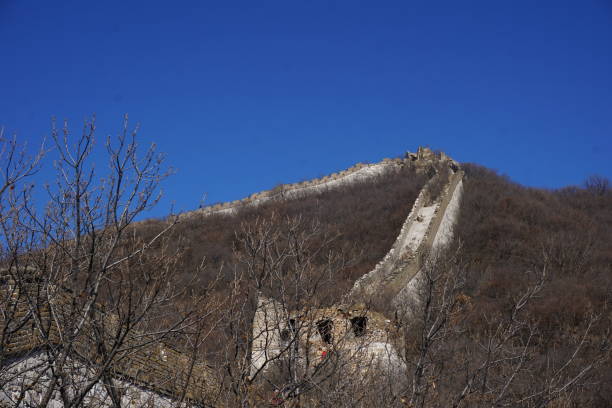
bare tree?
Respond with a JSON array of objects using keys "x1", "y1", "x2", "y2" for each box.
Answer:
[
  {"x1": 400, "y1": 244, "x2": 610, "y2": 408},
  {"x1": 0, "y1": 127, "x2": 46, "y2": 397},
  {"x1": 214, "y1": 214, "x2": 407, "y2": 407},
  {"x1": 0, "y1": 117, "x2": 218, "y2": 407},
  {"x1": 0, "y1": 127, "x2": 44, "y2": 199},
  {"x1": 401, "y1": 246, "x2": 468, "y2": 408},
  {"x1": 584, "y1": 175, "x2": 610, "y2": 196}
]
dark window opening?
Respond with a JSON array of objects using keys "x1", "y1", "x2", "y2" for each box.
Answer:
[
  {"x1": 350, "y1": 316, "x2": 367, "y2": 337},
  {"x1": 281, "y1": 319, "x2": 297, "y2": 342},
  {"x1": 317, "y1": 319, "x2": 333, "y2": 344},
  {"x1": 280, "y1": 329, "x2": 291, "y2": 342}
]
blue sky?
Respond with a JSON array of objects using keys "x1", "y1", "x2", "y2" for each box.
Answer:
[{"x1": 1, "y1": 1, "x2": 611, "y2": 217}]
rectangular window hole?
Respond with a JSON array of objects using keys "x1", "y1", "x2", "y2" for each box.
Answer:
[
  {"x1": 350, "y1": 316, "x2": 367, "y2": 337},
  {"x1": 317, "y1": 319, "x2": 333, "y2": 344}
]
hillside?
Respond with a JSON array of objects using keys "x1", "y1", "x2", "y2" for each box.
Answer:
[
  {"x1": 2, "y1": 146, "x2": 610, "y2": 407},
  {"x1": 419, "y1": 164, "x2": 612, "y2": 407},
  {"x1": 138, "y1": 159, "x2": 429, "y2": 304},
  {"x1": 140, "y1": 150, "x2": 611, "y2": 406},
  {"x1": 130, "y1": 151, "x2": 612, "y2": 406}
]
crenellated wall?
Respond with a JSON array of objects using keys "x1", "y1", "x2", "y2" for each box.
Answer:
[
  {"x1": 183, "y1": 148, "x2": 458, "y2": 218},
  {"x1": 185, "y1": 159, "x2": 405, "y2": 217},
  {"x1": 348, "y1": 167, "x2": 464, "y2": 305},
  {"x1": 390, "y1": 172, "x2": 464, "y2": 310}
]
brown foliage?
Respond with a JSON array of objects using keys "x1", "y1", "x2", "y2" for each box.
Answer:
[
  {"x1": 140, "y1": 165, "x2": 427, "y2": 307},
  {"x1": 450, "y1": 164, "x2": 612, "y2": 406}
]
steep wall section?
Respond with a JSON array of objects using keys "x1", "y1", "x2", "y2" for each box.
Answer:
[
  {"x1": 431, "y1": 176, "x2": 464, "y2": 250},
  {"x1": 391, "y1": 173, "x2": 463, "y2": 309},
  {"x1": 349, "y1": 177, "x2": 437, "y2": 297},
  {"x1": 349, "y1": 169, "x2": 464, "y2": 304}
]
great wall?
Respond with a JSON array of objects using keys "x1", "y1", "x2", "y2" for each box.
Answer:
[
  {"x1": 188, "y1": 146, "x2": 464, "y2": 311},
  {"x1": 186, "y1": 161, "x2": 403, "y2": 217},
  {"x1": 349, "y1": 162, "x2": 464, "y2": 308},
  {"x1": 185, "y1": 147, "x2": 457, "y2": 218},
  {"x1": 246, "y1": 147, "x2": 464, "y2": 379}
]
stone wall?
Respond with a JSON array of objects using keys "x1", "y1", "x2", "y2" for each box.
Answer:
[
  {"x1": 431, "y1": 176, "x2": 464, "y2": 251},
  {"x1": 250, "y1": 297, "x2": 405, "y2": 379},
  {"x1": 0, "y1": 272, "x2": 217, "y2": 405},
  {"x1": 186, "y1": 159, "x2": 405, "y2": 218},
  {"x1": 1, "y1": 351, "x2": 179, "y2": 408},
  {"x1": 391, "y1": 172, "x2": 464, "y2": 310},
  {"x1": 349, "y1": 175, "x2": 436, "y2": 298},
  {"x1": 348, "y1": 167, "x2": 464, "y2": 304},
  {"x1": 183, "y1": 147, "x2": 458, "y2": 218}
]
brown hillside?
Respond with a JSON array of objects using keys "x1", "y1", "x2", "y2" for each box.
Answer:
[{"x1": 139, "y1": 164, "x2": 427, "y2": 304}]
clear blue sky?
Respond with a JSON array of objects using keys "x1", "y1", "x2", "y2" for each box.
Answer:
[{"x1": 1, "y1": 1, "x2": 611, "y2": 217}]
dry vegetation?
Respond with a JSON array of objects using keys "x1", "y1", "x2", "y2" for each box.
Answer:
[
  {"x1": 414, "y1": 163, "x2": 612, "y2": 407},
  {"x1": 132, "y1": 160, "x2": 611, "y2": 407},
  {"x1": 456, "y1": 163, "x2": 611, "y2": 347},
  {"x1": 138, "y1": 165, "x2": 427, "y2": 306},
  {"x1": 129, "y1": 161, "x2": 612, "y2": 407},
  {"x1": 2, "y1": 120, "x2": 610, "y2": 407}
]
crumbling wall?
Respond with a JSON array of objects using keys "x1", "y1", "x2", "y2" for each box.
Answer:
[
  {"x1": 1, "y1": 351, "x2": 177, "y2": 408},
  {"x1": 247, "y1": 148, "x2": 462, "y2": 384},
  {"x1": 187, "y1": 159, "x2": 406, "y2": 217},
  {"x1": 391, "y1": 173, "x2": 464, "y2": 310},
  {"x1": 349, "y1": 166, "x2": 463, "y2": 303},
  {"x1": 250, "y1": 300, "x2": 406, "y2": 379},
  {"x1": 184, "y1": 147, "x2": 457, "y2": 218},
  {"x1": 250, "y1": 296, "x2": 288, "y2": 377}
]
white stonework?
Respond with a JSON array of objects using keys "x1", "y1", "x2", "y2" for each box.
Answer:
[
  {"x1": 198, "y1": 161, "x2": 404, "y2": 217},
  {"x1": 0, "y1": 351, "x2": 176, "y2": 408},
  {"x1": 249, "y1": 299, "x2": 406, "y2": 379},
  {"x1": 431, "y1": 178, "x2": 464, "y2": 251},
  {"x1": 393, "y1": 174, "x2": 464, "y2": 311}
]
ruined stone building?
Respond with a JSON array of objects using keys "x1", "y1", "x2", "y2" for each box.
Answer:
[{"x1": 250, "y1": 296, "x2": 405, "y2": 381}]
